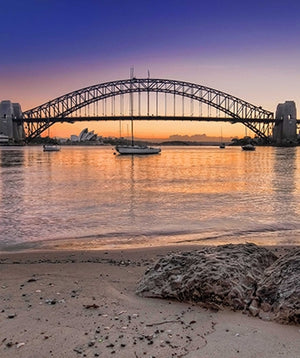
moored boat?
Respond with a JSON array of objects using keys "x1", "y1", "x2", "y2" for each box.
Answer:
[
  {"x1": 116, "y1": 144, "x2": 161, "y2": 155},
  {"x1": 115, "y1": 70, "x2": 161, "y2": 156},
  {"x1": 43, "y1": 145, "x2": 60, "y2": 152},
  {"x1": 241, "y1": 144, "x2": 255, "y2": 151}
]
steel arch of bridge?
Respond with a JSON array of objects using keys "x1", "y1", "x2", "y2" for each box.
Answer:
[{"x1": 22, "y1": 78, "x2": 274, "y2": 141}]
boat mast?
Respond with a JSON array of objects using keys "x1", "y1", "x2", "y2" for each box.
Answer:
[{"x1": 130, "y1": 67, "x2": 134, "y2": 146}]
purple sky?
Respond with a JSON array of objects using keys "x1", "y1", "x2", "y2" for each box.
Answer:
[{"x1": 1, "y1": 0, "x2": 300, "y2": 138}]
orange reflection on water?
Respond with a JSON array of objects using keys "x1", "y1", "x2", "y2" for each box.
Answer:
[{"x1": 1, "y1": 145, "x2": 300, "y2": 252}]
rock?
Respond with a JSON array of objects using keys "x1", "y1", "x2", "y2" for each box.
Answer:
[
  {"x1": 137, "y1": 244, "x2": 300, "y2": 325},
  {"x1": 136, "y1": 243, "x2": 277, "y2": 311},
  {"x1": 27, "y1": 278, "x2": 37, "y2": 283},
  {"x1": 83, "y1": 303, "x2": 99, "y2": 309},
  {"x1": 255, "y1": 249, "x2": 300, "y2": 324},
  {"x1": 73, "y1": 347, "x2": 83, "y2": 354},
  {"x1": 260, "y1": 302, "x2": 272, "y2": 312},
  {"x1": 248, "y1": 299, "x2": 260, "y2": 317}
]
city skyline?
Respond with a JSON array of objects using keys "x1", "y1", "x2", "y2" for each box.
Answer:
[{"x1": 1, "y1": 0, "x2": 300, "y2": 138}]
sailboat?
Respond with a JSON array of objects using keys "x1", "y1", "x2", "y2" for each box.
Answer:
[
  {"x1": 43, "y1": 144, "x2": 60, "y2": 152},
  {"x1": 115, "y1": 69, "x2": 161, "y2": 155},
  {"x1": 241, "y1": 125, "x2": 255, "y2": 151},
  {"x1": 115, "y1": 144, "x2": 161, "y2": 155},
  {"x1": 43, "y1": 126, "x2": 61, "y2": 151},
  {"x1": 241, "y1": 143, "x2": 255, "y2": 151}
]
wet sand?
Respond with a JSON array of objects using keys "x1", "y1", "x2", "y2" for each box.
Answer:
[{"x1": 0, "y1": 245, "x2": 299, "y2": 357}]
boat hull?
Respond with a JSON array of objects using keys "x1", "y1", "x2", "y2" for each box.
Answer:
[
  {"x1": 116, "y1": 145, "x2": 161, "y2": 155},
  {"x1": 43, "y1": 145, "x2": 60, "y2": 152},
  {"x1": 242, "y1": 144, "x2": 255, "y2": 151}
]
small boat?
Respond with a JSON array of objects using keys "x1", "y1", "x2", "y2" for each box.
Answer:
[
  {"x1": 116, "y1": 144, "x2": 161, "y2": 155},
  {"x1": 241, "y1": 144, "x2": 255, "y2": 151},
  {"x1": 115, "y1": 69, "x2": 161, "y2": 156},
  {"x1": 43, "y1": 145, "x2": 60, "y2": 152}
]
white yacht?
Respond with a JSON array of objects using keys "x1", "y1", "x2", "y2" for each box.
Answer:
[
  {"x1": 43, "y1": 145, "x2": 61, "y2": 152},
  {"x1": 115, "y1": 70, "x2": 161, "y2": 156},
  {"x1": 241, "y1": 144, "x2": 255, "y2": 151},
  {"x1": 116, "y1": 144, "x2": 161, "y2": 155}
]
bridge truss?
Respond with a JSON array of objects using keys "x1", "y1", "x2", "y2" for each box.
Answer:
[{"x1": 21, "y1": 78, "x2": 275, "y2": 141}]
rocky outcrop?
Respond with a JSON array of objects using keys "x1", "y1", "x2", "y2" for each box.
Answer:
[
  {"x1": 252, "y1": 249, "x2": 300, "y2": 324},
  {"x1": 136, "y1": 244, "x2": 300, "y2": 325},
  {"x1": 136, "y1": 243, "x2": 277, "y2": 310}
]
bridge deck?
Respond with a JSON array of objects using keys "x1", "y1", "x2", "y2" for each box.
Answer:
[{"x1": 18, "y1": 115, "x2": 278, "y2": 124}]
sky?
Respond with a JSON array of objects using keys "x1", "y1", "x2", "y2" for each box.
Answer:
[{"x1": 1, "y1": 0, "x2": 300, "y2": 139}]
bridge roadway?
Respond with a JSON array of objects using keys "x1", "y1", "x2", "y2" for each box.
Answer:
[
  {"x1": 20, "y1": 115, "x2": 300, "y2": 144},
  {"x1": 19, "y1": 115, "x2": 277, "y2": 124}
]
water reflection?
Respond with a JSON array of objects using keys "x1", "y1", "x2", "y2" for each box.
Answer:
[
  {"x1": 0, "y1": 149, "x2": 25, "y2": 246},
  {"x1": 271, "y1": 148, "x2": 299, "y2": 242},
  {"x1": 0, "y1": 148, "x2": 25, "y2": 167},
  {"x1": 273, "y1": 147, "x2": 297, "y2": 194},
  {"x1": 115, "y1": 154, "x2": 156, "y2": 228},
  {"x1": 115, "y1": 155, "x2": 137, "y2": 222},
  {"x1": 129, "y1": 156, "x2": 136, "y2": 222},
  {"x1": 1, "y1": 146, "x2": 300, "y2": 251}
]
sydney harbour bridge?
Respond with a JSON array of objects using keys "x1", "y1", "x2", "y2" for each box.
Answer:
[{"x1": 2, "y1": 77, "x2": 299, "y2": 144}]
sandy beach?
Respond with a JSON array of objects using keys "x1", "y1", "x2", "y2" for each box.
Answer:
[{"x1": 0, "y1": 245, "x2": 299, "y2": 358}]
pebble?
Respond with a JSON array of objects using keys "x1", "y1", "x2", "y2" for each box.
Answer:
[
  {"x1": 27, "y1": 278, "x2": 37, "y2": 283},
  {"x1": 45, "y1": 299, "x2": 57, "y2": 305}
]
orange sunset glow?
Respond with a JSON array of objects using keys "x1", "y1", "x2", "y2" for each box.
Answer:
[
  {"x1": 1, "y1": 1, "x2": 300, "y2": 356},
  {"x1": 2, "y1": 0, "x2": 300, "y2": 142},
  {"x1": 47, "y1": 119, "x2": 247, "y2": 140}
]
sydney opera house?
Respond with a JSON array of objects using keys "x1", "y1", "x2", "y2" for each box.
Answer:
[{"x1": 70, "y1": 128, "x2": 98, "y2": 142}]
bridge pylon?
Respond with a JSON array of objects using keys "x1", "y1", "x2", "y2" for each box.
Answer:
[{"x1": 273, "y1": 101, "x2": 297, "y2": 146}]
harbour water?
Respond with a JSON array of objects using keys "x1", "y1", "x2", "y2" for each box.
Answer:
[{"x1": 0, "y1": 145, "x2": 300, "y2": 251}]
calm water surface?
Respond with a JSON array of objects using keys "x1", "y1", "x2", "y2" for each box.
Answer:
[{"x1": 1, "y1": 145, "x2": 300, "y2": 251}]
